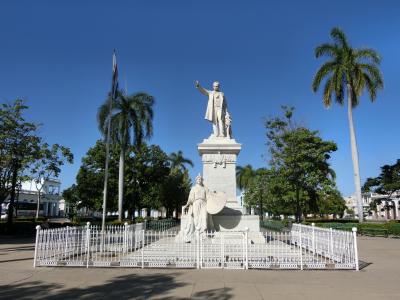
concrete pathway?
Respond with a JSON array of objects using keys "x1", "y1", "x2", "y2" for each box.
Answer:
[{"x1": 0, "y1": 235, "x2": 399, "y2": 299}]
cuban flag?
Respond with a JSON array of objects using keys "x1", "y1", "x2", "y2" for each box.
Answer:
[{"x1": 111, "y1": 50, "x2": 119, "y2": 99}]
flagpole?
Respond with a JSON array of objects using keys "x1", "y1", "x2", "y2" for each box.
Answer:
[{"x1": 101, "y1": 50, "x2": 118, "y2": 234}]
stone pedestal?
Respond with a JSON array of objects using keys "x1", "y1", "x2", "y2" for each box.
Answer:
[
  {"x1": 198, "y1": 136, "x2": 241, "y2": 209},
  {"x1": 198, "y1": 136, "x2": 260, "y2": 232}
]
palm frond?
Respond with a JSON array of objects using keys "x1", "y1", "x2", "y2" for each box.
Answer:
[
  {"x1": 350, "y1": 84, "x2": 359, "y2": 108},
  {"x1": 314, "y1": 43, "x2": 339, "y2": 58},
  {"x1": 333, "y1": 66, "x2": 345, "y2": 105},
  {"x1": 363, "y1": 73, "x2": 377, "y2": 101},
  {"x1": 359, "y1": 63, "x2": 384, "y2": 89},
  {"x1": 314, "y1": 27, "x2": 383, "y2": 109},
  {"x1": 323, "y1": 77, "x2": 334, "y2": 108},
  {"x1": 312, "y1": 61, "x2": 336, "y2": 92},
  {"x1": 355, "y1": 48, "x2": 381, "y2": 64},
  {"x1": 97, "y1": 90, "x2": 155, "y2": 152},
  {"x1": 330, "y1": 27, "x2": 349, "y2": 48},
  {"x1": 97, "y1": 97, "x2": 112, "y2": 136}
]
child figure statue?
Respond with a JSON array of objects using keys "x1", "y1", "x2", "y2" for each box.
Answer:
[{"x1": 225, "y1": 111, "x2": 232, "y2": 139}]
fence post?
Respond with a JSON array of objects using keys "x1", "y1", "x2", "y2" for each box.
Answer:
[
  {"x1": 352, "y1": 227, "x2": 359, "y2": 271},
  {"x1": 33, "y1": 225, "x2": 41, "y2": 268},
  {"x1": 65, "y1": 226, "x2": 69, "y2": 257},
  {"x1": 299, "y1": 225, "x2": 303, "y2": 270},
  {"x1": 329, "y1": 228, "x2": 333, "y2": 262},
  {"x1": 86, "y1": 222, "x2": 90, "y2": 268},
  {"x1": 124, "y1": 222, "x2": 128, "y2": 254},
  {"x1": 244, "y1": 227, "x2": 249, "y2": 270},
  {"x1": 311, "y1": 222, "x2": 315, "y2": 254},
  {"x1": 141, "y1": 229, "x2": 145, "y2": 268}
]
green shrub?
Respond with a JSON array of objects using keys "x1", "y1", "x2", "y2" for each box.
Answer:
[
  {"x1": 0, "y1": 221, "x2": 39, "y2": 235},
  {"x1": 305, "y1": 218, "x2": 359, "y2": 224},
  {"x1": 386, "y1": 223, "x2": 400, "y2": 235},
  {"x1": 135, "y1": 217, "x2": 145, "y2": 224},
  {"x1": 281, "y1": 219, "x2": 294, "y2": 228},
  {"x1": 314, "y1": 222, "x2": 356, "y2": 231},
  {"x1": 108, "y1": 219, "x2": 133, "y2": 225},
  {"x1": 260, "y1": 220, "x2": 285, "y2": 232}
]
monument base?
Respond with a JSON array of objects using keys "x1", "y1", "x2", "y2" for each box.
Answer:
[
  {"x1": 212, "y1": 214, "x2": 260, "y2": 232},
  {"x1": 194, "y1": 136, "x2": 261, "y2": 233}
]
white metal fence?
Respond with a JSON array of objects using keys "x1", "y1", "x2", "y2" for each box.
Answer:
[
  {"x1": 291, "y1": 223, "x2": 359, "y2": 270},
  {"x1": 34, "y1": 223, "x2": 359, "y2": 270}
]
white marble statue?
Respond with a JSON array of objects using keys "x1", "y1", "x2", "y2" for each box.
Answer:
[
  {"x1": 195, "y1": 80, "x2": 229, "y2": 138},
  {"x1": 225, "y1": 111, "x2": 232, "y2": 139},
  {"x1": 183, "y1": 174, "x2": 209, "y2": 241}
]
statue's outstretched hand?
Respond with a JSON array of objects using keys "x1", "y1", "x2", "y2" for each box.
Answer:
[{"x1": 195, "y1": 80, "x2": 200, "y2": 88}]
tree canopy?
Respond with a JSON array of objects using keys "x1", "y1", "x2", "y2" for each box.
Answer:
[
  {"x1": 0, "y1": 100, "x2": 72, "y2": 223},
  {"x1": 63, "y1": 140, "x2": 192, "y2": 219},
  {"x1": 264, "y1": 106, "x2": 340, "y2": 222},
  {"x1": 312, "y1": 27, "x2": 383, "y2": 108}
]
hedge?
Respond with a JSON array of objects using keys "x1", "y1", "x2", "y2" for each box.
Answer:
[
  {"x1": 304, "y1": 219, "x2": 359, "y2": 224},
  {"x1": 260, "y1": 220, "x2": 287, "y2": 232},
  {"x1": 313, "y1": 220, "x2": 400, "y2": 236},
  {"x1": 314, "y1": 222, "x2": 356, "y2": 231},
  {"x1": 0, "y1": 219, "x2": 77, "y2": 235}
]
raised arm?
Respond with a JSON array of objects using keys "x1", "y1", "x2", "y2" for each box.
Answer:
[{"x1": 195, "y1": 80, "x2": 209, "y2": 97}]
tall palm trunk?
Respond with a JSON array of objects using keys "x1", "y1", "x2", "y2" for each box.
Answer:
[
  {"x1": 347, "y1": 84, "x2": 364, "y2": 223},
  {"x1": 118, "y1": 148, "x2": 125, "y2": 221}
]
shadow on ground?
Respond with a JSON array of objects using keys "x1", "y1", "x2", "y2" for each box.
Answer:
[
  {"x1": 359, "y1": 260, "x2": 372, "y2": 270},
  {"x1": 191, "y1": 288, "x2": 233, "y2": 300},
  {"x1": 0, "y1": 272, "x2": 233, "y2": 300}
]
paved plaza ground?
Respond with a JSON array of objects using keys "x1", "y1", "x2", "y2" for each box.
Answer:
[{"x1": 0, "y1": 235, "x2": 399, "y2": 300}]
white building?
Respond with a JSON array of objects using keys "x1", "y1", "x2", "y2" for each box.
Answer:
[
  {"x1": 10, "y1": 179, "x2": 63, "y2": 217},
  {"x1": 344, "y1": 192, "x2": 400, "y2": 220}
]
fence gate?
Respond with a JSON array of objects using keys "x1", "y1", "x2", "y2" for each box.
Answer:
[{"x1": 200, "y1": 231, "x2": 246, "y2": 269}]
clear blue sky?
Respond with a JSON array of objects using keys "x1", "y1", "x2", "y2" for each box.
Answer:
[{"x1": 1, "y1": 0, "x2": 399, "y2": 197}]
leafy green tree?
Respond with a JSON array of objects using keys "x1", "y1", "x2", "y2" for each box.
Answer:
[
  {"x1": 65, "y1": 140, "x2": 192, "y2": 219},
  {"x1": 312, "y1": 27, "x2": 384, "y2": 222},
  {"x1": 363, "y1": 159, "x2": 400, "y2": 217},
  {"x1": 262, "y1": 171, "x2": 296, "y2": 217},
  {"x1": 65, "y1": 140, "x2": 119, "y2": 212},
  {"x1": 160, "y1": 168, "x2": 191, "y2": 218},
  {"x1": 30, "y1": 143, "x2": 73, "y2": 218},
  {"x1": 165, "y1": 151, "x2": 193, "y2": 218},
  {"x1": 363, "y1": 160, "x2": 400, "y2": 196},
  {"x1": 98, "y1": 91, "x2": 154, "y2": 220},
  {"x1": 125, "y1": 144, "x2": 170, "y2": 216},
  {"x1": 243, "y1": 168, "x2": 269, "y2": 220},
  {"x1": 0, "y1": 100, "x2": 41, "y2": 224},
  {"x1": 266, "y1": 107, "x2": 337, "y2": 222},
  {"x1": 168, "y1": 150, "x2": 194, "y2": 172},
  {"x1": 315, "y1": 189, "x2": 346, "y2": 218}
]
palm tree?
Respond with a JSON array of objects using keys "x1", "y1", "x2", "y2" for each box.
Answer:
[
  {"x1": 236, "y1": 165, "x2": 256, "y2": 191},
  {"x1": 312, "y1": 27, "x2": 383, "y2": 222},
  {"x1": 236, "y1": 165, "x2": 268, "y2": 217},
  {"x1": 168, "y1": 150, "x2": 194, "y2": 172},
  {"x1": 98, "y1": 91, "x2": 154, "y2": 220}
]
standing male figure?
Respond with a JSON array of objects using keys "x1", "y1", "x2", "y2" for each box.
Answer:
[{"x1": 195, "y1": 80, "x2": 228, "y2": 137}]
